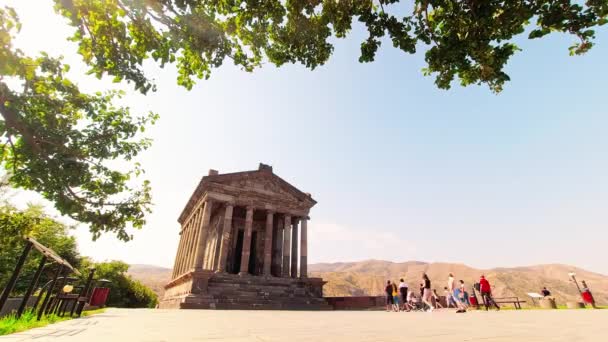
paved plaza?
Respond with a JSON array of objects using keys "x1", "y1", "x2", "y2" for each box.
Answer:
[{"x1": 1, "y1": 308, "x2": 606, "y2": 341}]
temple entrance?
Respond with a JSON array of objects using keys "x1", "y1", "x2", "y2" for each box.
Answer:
[
  {"x1": 248, "y1": 231, "x2": 258, "y2": 274},
  {"x1": 232, "y1": 230, "x2": 244, "y2": 274}
]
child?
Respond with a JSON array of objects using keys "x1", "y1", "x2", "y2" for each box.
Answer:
[{"x1": 432, "y1": 289, "x2": 444, "y2": 308}]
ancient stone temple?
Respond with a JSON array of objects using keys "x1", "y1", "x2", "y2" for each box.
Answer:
[{"x1": 159, "y1": 163, "x2": 328, "y2": 310}]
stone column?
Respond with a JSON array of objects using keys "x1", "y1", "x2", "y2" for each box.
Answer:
[
  {"x1": 179, "y1": 223, "x2": 192, "y2": 273},
  {"x1": 187, "y1": 209, "x2": 202, "y2": 270},
  {"x1": 291, "y1": 218, "x2": 299, "y2": 278},
  {"x1": 216, "y1": 203, "x2": 234, "y2": 273},
  {"x1": 194, "y1": 200, "x2": 213, "y2": 269},
  {"x1": 300, "y1": 217, "x2": 308, "y2": 278},
  {"x1": 282, "y1": 215, "x2": 291, "y2": 277},
  {"x1": 172, "y1": 230, "x2": 185, "y2": 278},
  {"x1": 272, "y1": 217, "x2": 283, "y2": 276},
  {"x1": 177, "y1": 222, "x2": 191, "y2": 276},
  {"x1": 183, "y1": 213, "x2": 199, "y2": 272},
  {"x1": 238, "y1": 206, "x2": 255, "y2": 275},
  {"x1": 263, "y1": 211, "x2": 274, "y2": 276}
]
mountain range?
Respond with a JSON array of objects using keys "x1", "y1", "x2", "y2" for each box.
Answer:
[{"x1": 128, "y1": 261, "x2": 607, "y2": 305}]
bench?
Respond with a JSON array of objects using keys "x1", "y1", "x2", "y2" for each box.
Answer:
[{"x1": 491, "y1": 296, "x2": 526, "y2": 309}]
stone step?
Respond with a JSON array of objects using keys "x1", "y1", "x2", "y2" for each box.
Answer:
[
  {"x1": 209, "y1": 280, "x2": 293, "y2": 288},
  {"x1": 209, "y1": 275, "x2": 302, "y2": 285},
  {"x1": 207, "y1": 287, "x2": 297, "y2": 295},
  {"x1": 211, "y1": 297, "x2": 328, "y2": 305},
  {"x1": 210, "y1": 302, "x2": 332, "y2": 310}
]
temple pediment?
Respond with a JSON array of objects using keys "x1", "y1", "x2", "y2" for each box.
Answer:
[
  {"x1": 210, "y1": 172, "x2": 309, "y2": 203},
  {"x1": 178, "y1": 163, "x2": 316, "y2": 224}
]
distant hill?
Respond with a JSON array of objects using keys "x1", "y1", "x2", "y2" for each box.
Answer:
[
  {"x1": 128, "y1": 264, "x2": 172, "y2": 298},
  {"x1": 128, "y1": 261, "x2": 607, "y2": 305},
  {"x1": 309, "y1": 260, "x2": 608, "y2": 305}
]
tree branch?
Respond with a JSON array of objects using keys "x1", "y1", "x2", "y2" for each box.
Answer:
[{"x1": 0, "y1": 83, "x2": 42, "y2": 154}]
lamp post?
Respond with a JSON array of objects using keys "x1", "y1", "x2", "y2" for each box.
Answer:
[
  {"x1": 568, "y1": 272, "x2": 583, "y2": 295},
  {"x1": 568, "y1": 272, "x2": 591, "y2": 308}
]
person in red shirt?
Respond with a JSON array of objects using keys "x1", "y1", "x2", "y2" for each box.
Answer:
[{"x1": 479, "y1": 275, "x2": 500, "y2": 311}]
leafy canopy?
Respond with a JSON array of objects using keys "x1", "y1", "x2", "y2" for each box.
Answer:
[
  {"x1": 1, "y1": 8, "x2": 156, "y2": 241},
  {"x1": 0, "y1": 191, "x2": 157, "y2": 308},
  {"x1": 1, "y1": 1, "x2": 607, "y2": 242},
  {"x1": 55, "y1": 0, "x2": 608, "y2": 93},
  {"x1": 0, "y1": 202, "x2": 80, "y2": 294}
]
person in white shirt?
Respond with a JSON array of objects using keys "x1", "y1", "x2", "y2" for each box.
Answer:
[{"x1": 398, "y1": 278, "x2": 408, "y2": 311}]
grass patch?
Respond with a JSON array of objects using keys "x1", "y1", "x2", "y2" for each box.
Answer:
[
  {"x1": 82, "y1": 308, "x2": 107, "y2": 316},
  {"x1": 0, "y1": 308, "x2": 106, "y2": 336}
]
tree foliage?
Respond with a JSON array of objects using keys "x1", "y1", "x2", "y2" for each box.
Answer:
[
  {"x1": 78, "y1": 259, "x2": 158, "y2": 308},
  {"x1": 0, "y1": 8, "x2": 156, "y2": 241},
  {"x1": 0, "y1": 196, "x2": 157, "y2": 308},
  {"x1": 0, "y1": 202, "x2": 80, "y2": 294},
  {"x1": 54, "y1": 0, "x2": 608, "y2": 93},
  {"x1": 1, "y1": 1, "x2": 606, "y2": 242}
]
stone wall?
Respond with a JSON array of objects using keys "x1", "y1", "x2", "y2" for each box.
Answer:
[{"x1": 324, "y1": 296, "x2": 386, "y2": 310}]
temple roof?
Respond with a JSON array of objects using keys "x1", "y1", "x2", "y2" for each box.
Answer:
[{"x1": 177, "y1": 163, "x2": 316, "y2": 224}]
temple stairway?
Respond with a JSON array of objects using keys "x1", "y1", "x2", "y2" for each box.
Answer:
[{"x1": 181, "y1": 273, "x2": 332, "y2": 310}]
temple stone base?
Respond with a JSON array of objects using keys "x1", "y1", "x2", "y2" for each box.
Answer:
[{"x1": 159, "y1": 271, "x2": 330, "y2": 310}]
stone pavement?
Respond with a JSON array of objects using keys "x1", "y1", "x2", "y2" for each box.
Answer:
[{"x1": 1, "y1": 308, "x2": 605, "y2": 341}]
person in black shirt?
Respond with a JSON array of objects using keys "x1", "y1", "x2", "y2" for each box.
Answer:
[
  {"x1": 385, "y1": 280, "x2": 394, "y2": 311},
  {"x1": 541, "y1": 287, "x2": 551, "y2": 297}
]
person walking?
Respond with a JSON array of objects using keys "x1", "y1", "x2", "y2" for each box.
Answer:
[
  {"x1": 392, "y1": 281, "x2": 400, "y2": 312},
  {"x1": 444, "y1": 287, "x2": 456, "y2": 308},
  {"x1": 398, "y1": 278, "x2": 409, "y2": 311},
  {"x1": 422, "y1": 274, "x2": 434, "y2": 312},
  {"x1": 385, "y1": 280, "x2": 394, "y2": 312},
  {"x1": 432, "y1": 289, "x2": 444, "y2": 308},
  {"x1": 479, "y1": 275, "x2": 500, "y2": 311}
]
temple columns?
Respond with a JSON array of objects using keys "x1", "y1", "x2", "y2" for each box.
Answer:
[
  {"x1": 300, "y1": 217, "x2": 308, "y2": 278},
  {"x1": 263, "y1": 211, "x2": 274, "y2": 276},
  {"x1": 272, "y1": 217, "x2": 283, "y2": 276},
  {"x1": 184, "y1": 210, "x2": 200, "y2": 272},
  {"x1": 216, "y1": 203, "x2": 234, "y2": 273},
  {"x1": 180, "y1": 222, "x2": 192, "y2": 273},
  {"x1": 177, "y1": 221, "x2": 192, "y2": 275},
  {"x1": 282, "y1": 215, "x2": 292, "y2": 277},
  {"x1": 194, "y1": 200, "x2": 213, "y2": 269},
  {"x1": 238, "y1": 206, "x2": 255, "y2": 275},
  {"x1": 291, "y1": 219, "x2": 299, "y2": 278},
  {"x1": 172, "y1": 230, "x2": 185, "y2": 278},
  {"x1": 187, "y1": 209, "x2": 202, "y2": 270}
]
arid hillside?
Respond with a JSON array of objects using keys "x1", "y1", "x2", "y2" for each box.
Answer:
[
  {"x1": 310, "y1": 260, "x2": 608, "y2": 305},
  {"x1": 128, "y1": 261, "x2": 607, "y2": 305},
  {"x1": 128, "y1": 264, "x2": 172, "y2": 298}
]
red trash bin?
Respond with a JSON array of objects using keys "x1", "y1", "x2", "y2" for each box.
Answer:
[
  {"x1": 89, "y1": 287, "x2": 110, "y2": 307},
  {"x1": 582, "y1": 291, "x2": 594, "y2": 304}
]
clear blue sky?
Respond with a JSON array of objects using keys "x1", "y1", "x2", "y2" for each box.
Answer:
[{"x1": 6, "y1": 1, "x2": 608, "y2": 274}]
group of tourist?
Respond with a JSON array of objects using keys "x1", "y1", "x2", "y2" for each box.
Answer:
[{"x1": 384, "y1": 273, "x2": 500, "y2": 313}]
